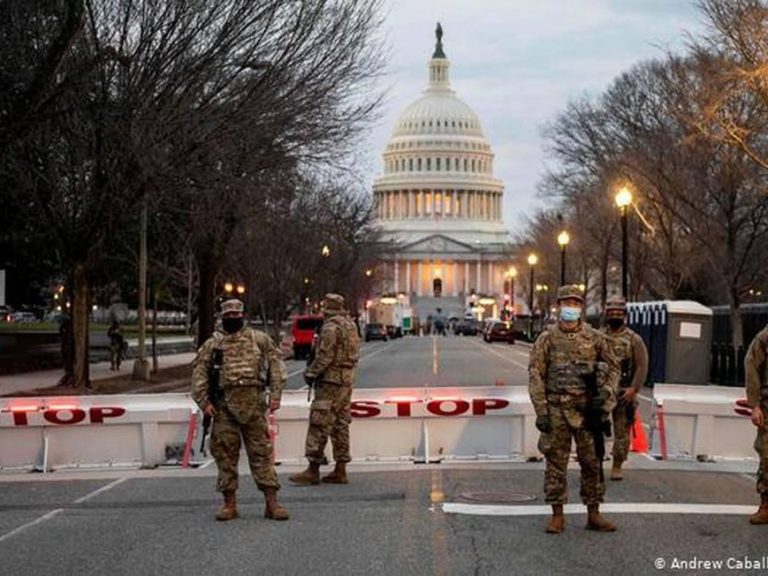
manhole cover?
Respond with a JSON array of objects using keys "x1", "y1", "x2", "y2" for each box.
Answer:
[{"x1": 458, "y1": 491, "x2": 537, "y2": 504}]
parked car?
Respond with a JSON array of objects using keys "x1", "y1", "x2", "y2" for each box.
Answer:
[
  {"x1": 365, "y1": 323, "x2": 388, "y2": 342},
  {"x1": 0, "y1": 306, "x2": 12, "y2": 322},
  {"x1": 483, "y1": 320, "x2": 515, "y2": 344},
  {"x1": 11, "y1": 311, "x2": 37, "y2": 323},
  {"x1": 454, "y1": 319, "x2": 478, "y2": 336},
  {"x1": 292, "y1": 315, "x2": 323, "y2": 359}
]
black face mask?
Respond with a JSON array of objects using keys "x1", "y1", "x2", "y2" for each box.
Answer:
[
  {"x1": 607, "y1": 318, "x2": 625, "y2": 330},
  {"x1": 222, "y1": 318, "x2": 244, "y2": 334}
]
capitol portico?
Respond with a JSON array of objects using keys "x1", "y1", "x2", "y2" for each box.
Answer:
[{"x1": 372, "y1": 24, "x2": 513, "y2": 321}]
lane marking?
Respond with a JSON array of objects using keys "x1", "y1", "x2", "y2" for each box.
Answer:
[
  {"x1": 472, "y1": 340, "x2": 529, "y2": 371},
  {"x1": 73, "y1": 477, "x2": 128, "y2": 504},
  {"x1": 432, "y1": 336, "x2": 439, "y2": 375},
  {"x1": 441, "y1": 502, "x2": 756, "y2": 516},
  {"x1": 0, "y1": 508, "x2": 63, "y2": 544},
  {"x1": 287, "y1": 341, "x2": 397, "y2": 378},
  {"x1": 638, "y1": 393, "x2": 653, "y2": 403}
]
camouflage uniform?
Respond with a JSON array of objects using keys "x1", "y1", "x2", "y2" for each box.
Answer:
[
  {"x1": 290, "y1": 294, "x2": 360, "y2": 485},
  {"x1": 529, "y1": 323, "x2": 619, "y2": 506},
  {"x1": 191, "y1": 319, "x2": 286, "y2": 494},
  {"x1": 602, "y1": 299, "x2": 649, "y2": 469},
  {"x1": 746, "y1": 326, "x2": 768, "y2": 498},
  {"x1": 304, "y1": 302, "x2": 360, "y2": 464}
]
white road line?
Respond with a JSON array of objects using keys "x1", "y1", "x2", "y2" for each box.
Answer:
[
  {"x1": 433, "y1": 336, "x2": 439, "y2": 375},
  {"x1": 441, "y1": 502, "x2": 756, "y2": 516},
  {"x1": 73, "y1": 477, "x2": 128, "y2": 504},
  {"x1": 0, "y1": 508, "x2": 63, "y2": 544},
  {"x1": 472, "y1": 340, "x2": 529, "y2": 371},
  {"x1": 638, "y1": 393, "x2": 653, "y2": 402},
  {"x1": 287, "y1": 341, "x2": 398, "y2": 377}
]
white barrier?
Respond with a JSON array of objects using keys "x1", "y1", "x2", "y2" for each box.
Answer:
[
  {"x1": 0, "y1": 386, "x2": 538, "y2": 471},
  {"x1": 651, "y1": 384, "x2": 754, "y2": 460}
]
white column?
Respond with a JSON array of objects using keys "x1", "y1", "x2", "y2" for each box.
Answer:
[
  {"x1": 488, "y1": 262, "x2": 493, "y2": 295},
  {"x1": 476, "y1": 260, "x2": 482, "y2": 292},
  {"x1": 406, "y1": 261, "x2": 412, "y2": 294},
  {"x1": 394, "y1": 257, "x2": 399, "y2": 292},
  {"x1": 417, "y1": 262, "x2": 423, "y2": 296},
  {"x1": 453, "y1": 261, "x2": 459, "y2": 296},
  {"x1": 464, "y1": 261, "x2": 469, "y2": 293}
]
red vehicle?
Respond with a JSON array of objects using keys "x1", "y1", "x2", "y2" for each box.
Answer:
[{"x1": 292, "y1": 315, "x2": 323, "y2": 359}]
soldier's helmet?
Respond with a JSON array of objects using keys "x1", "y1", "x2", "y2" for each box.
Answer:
[
  {"x1": 221, "y1": 298, "x2": 245, "y2": 317},
  {"x1": 556, "y1": 284, "x2": 585, "y2": 304},
  {"x1": 605, "y1": 296, "x2": 627, "y2": 313},
  {"x1": 321, "y1": 293, "x2": 347, "y2": 315}
]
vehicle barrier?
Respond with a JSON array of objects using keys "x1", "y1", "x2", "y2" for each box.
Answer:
[
  {"x1": 650, "y1": 384, "x2": 754, "y2": 460},
  {"x1": 0, "y1": 386, "x2": 538, "y2": 471}
]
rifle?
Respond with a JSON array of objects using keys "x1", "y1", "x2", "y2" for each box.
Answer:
[
  {"x1": 306, "y1": 329, "x2": 320, "y2": 402},
  {"x1": 579, "y1": 362, "x2": 612, "y2": 483},
  {"x1": 200, "y1": 347, "x2": 223, "y2": 455},
  {"x1": 620, "y1": 358, "x2": 636, "y2": 426}
]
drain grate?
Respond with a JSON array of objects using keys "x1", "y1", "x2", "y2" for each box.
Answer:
[{"x1": 457, "y1": 491, "x2": 537, "y2": 504}]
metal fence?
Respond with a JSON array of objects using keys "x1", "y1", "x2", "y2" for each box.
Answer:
[{"x1": 709, "y1": 343, "x2": 746, "y2": 387}]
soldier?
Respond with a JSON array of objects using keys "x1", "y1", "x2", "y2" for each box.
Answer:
[
  {"x1": 191, "y1": 298, "x2": 289, "y2": 521},
  {"x1": 290, "y1": 293, "x2": 360, "y2": 486},
  {"x1": 602, "y1": 297, "x2": 649, "y2": 481},
  {"x1": 745, "y1": 325, "x2": 768, "y2": 524},
  {"x1": 529, "y1": 284, "x2": 620, "y2": 534}
]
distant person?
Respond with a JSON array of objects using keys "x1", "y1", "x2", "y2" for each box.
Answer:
[
  {"x1": 107, "y1": 319, "x2": 125, "y2": 371},
  {"x1": 290, "y1": 294, "x2": 360, "y2": 486},
  {"x1": 744, "y1": 325, "x2": 768, "y2": 524},
  {"x1": 601, "y1": 297, "x2": 648, "y2": 481}
]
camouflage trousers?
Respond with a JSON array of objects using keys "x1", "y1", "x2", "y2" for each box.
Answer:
[
  {"x1": 539, "y1": 396, "x2": 605, "y2": 505},
  {"x1": 305, "y1": 382, "x2": 352, "y2": 464},
  {"x1": 611, "y1": 397, "x2": 637, "y2": 465},
  {"x1": 754, "y1": 425, "x2": 768, "y2": 495},
  {"x1": 210, "y1": 402, "x2": 279, "y2": 493}
]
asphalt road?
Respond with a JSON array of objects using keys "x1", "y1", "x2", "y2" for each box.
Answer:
[
  {"x1": 284, "y1": 334, "x2": 531, "y2": 390},
  {"x1": 1, "y1": 334, "x2": 755, "y2": 576}
]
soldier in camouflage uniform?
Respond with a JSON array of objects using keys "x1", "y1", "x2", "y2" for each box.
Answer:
[
  {"x1": 602, "y1": 297, "x2": 649, "y2": 481},
  {"x1": 290, "y1": 293, "x2": 360, "y2": 486},
  {"x1": 529, "y1": 285, "x2": 620, "y2": 534},
  {"x1": 191, "y1": 298, "x2": 289, "y2": 521},
  {"x1": 745, "y1": 325, "x2": 768, "y2": 524}
]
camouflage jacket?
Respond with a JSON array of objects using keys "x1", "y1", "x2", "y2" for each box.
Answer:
[
  {"x1": 191, "y1": 326, "x2": 286, "y2": 420},
  {"x1": 528, "y1": 322, "x2": 620, "y2": 418},
  {"x1": 601, "y1": 326, "x2": 649, "y2": 392},
  {"x1": 306, "y1": 313, "x2": 360, "y2": 386},
  {"x1": 745, "y1": 325, "x2": 768, "y2": 408}
]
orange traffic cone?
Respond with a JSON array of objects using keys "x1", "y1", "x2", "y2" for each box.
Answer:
[{"x1": 630, "y1": 415, "x2": 649, "y2": 453}]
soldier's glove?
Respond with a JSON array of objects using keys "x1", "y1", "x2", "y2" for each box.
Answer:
[
  {"x1": 590, "y1": 390, "x2": 609, "y2": 412},
  {"x1": 535, "y1": 414, "x2": 552, "y2": 434},
  {"x1": 303, "y1": 371, "x2": 316, "y2": 386}
]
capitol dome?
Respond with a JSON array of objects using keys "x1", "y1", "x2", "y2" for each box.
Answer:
[
  {"x1": 373, "y1": 26, "x2": 506, "y2": 246},
  {"x1": 370, "y1": 25, "x2": 512, "y2": 324}
]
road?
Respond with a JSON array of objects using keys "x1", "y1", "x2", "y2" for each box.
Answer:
[
  {"x1": 284, "y1": 334, "x2": 531, "y2": 390},
  {"x1": 0, "y1": 334, "x2": 762, "y2": 576}
]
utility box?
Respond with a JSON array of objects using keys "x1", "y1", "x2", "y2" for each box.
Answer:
[{"x1": 627, "y1": 301, "x2": 713, "y2": 386}]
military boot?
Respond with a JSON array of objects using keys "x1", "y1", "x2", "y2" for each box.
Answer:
[
  {"x1": 586, "y1": 504, "x2": 616, "y2": 532},
  {"x1": 289, "y1": 462, "x2": 320, "y2": 486},
  {"x1": 750, "y1": 494, "x2": 768, "y2": 524},
  {"x1": 545, "y1": 505, "x2": 565, "y2": 534},
  {"x1": 322, "y1": 462, "x2": 348, "y2": 484},
  {"x1": 215, "y1": 490, "x2": 238, "y2": 521},
  {"x1": 263, "y1": 487, "x2": 289, "y2": 521},
  {"x1": 610, "y1": 463, "x2": 624, "y2": 481}
]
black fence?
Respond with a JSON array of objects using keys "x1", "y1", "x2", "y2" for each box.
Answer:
[{"x1": 710, "y1": 343, "x2": 746, "y2": 387}]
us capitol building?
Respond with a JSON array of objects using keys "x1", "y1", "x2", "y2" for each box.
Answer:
[{"x1": 372, "y1": 25, "x2": 513, "y2": 323}]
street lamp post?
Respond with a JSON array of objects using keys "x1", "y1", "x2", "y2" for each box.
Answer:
[
  {"x1": 527, "y1": 253, "x2": 538, "y2": 340},
  {"x1": 615, "y1": 187, "x2": 633, "y2": 299},
  {"x1": 557, "y1": 231, "x2": 570, "y2": 287},
  {"x1": 506, "y1": 266, "x2": 517, "y2": 318}
]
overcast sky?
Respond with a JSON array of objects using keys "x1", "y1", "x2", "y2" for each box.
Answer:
[{"x1": 362, "y1": 0, "x2": 707, "y2": 235}]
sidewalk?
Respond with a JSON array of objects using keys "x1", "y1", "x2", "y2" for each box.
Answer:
[{"x1": 0, "y1": 352, "x2": 196, "y2": 397}]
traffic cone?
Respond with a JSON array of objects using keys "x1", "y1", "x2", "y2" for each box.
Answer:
[{"x1": 630, "y1": 415, "x2": 649, "y2": 453}]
